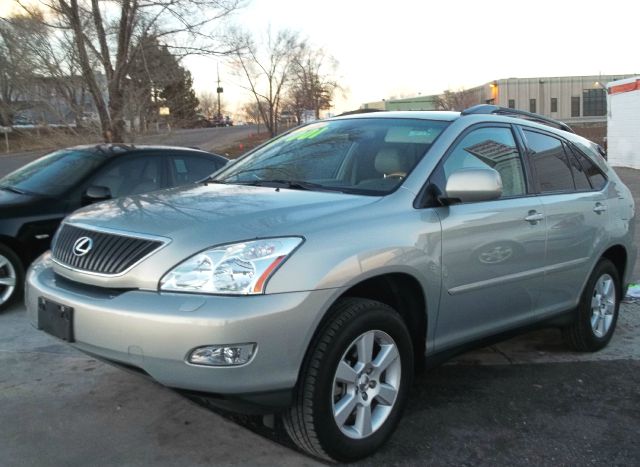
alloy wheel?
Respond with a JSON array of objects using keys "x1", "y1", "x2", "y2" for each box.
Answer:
[
  {"x1": 590, "y1": 273, "x2": 616, "y2": 338},
  {"x1": 0, "y1": 253, "x2": 17, "y2": 306},
  {"x1": 331, "y1": 330, "x2": 401, "y2": 439}
]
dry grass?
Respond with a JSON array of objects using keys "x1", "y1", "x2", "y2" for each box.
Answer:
[
  {"x1": 214, "y1": 132, "x2": 272, "y2": 159},
  {"x1": 1, "y1": 127, "x2": 105, "y2": 154}
]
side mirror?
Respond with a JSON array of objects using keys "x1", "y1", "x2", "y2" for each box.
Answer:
[
  {"x1": 82, "y1": 185, "x2": 112, "y2": 206},
  {"x1": 442, "y1": 168, "x2": 502, "y2": 204}
]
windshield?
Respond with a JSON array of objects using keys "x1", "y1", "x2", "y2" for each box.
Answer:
[
  {"x1": 0, "y1": 148, "x2": 108, "y2": 196},
  {"x1": 215, "y1": 118, "x2": 449, "y2": 194}
]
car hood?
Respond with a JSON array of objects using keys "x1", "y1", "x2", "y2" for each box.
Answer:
[
  {"x1": 0, "y1": 188, "x2": 31, "y2": 206},
  {"x1": 0, "y1": 189, "x2": 46, "y2": 219},
  {"x1": 56, "y1": 183, "x2": 381, "y2": 289}
]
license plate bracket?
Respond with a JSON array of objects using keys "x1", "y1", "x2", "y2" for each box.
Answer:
[{"x1": 38, "y1": 297, "x2": 75, "y2": 342}]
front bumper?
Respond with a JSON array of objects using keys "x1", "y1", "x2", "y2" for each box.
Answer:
[{"x1": 26, "y1": 254, "x2": 337, "y2": 403}]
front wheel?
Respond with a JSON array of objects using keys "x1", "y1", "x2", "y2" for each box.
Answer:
[
  {"x1": 283, "y1": 298, "x2": 414, "y2": 462},
  {"x1": 0, "y1": 244, "x2": 23, "y2": 312},
  {"x1": 563, "y1": 258, "x2": 621, "y2": 352}
]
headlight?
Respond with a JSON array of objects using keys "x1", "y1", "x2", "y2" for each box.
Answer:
[{"x1": 160, "y1": 237, "x2": 303, "y2": 295}]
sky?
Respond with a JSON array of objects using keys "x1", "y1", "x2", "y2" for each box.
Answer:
[
  {"x1": 2, "y1": 0, "x2": 638, "y2": 115},
  {"x1": 185, "y1": 0, "x2": 639, "y2": 114}
]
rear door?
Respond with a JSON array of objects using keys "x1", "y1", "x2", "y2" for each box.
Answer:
[
  {"x1": 520, "y1": 128, "x2": 610, "y2": 314},
  {"x1": 430, "y1": 124, "x2": 547, "y2": 350}
]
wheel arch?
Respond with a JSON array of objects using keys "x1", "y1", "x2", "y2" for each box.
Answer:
[
  {"x1": 600, "y1": 244, "x2": 627, "y2": 286},
  {"x1": 298, "y1": 272, "x2": 428, "y2": 385},
  {"x1": 0, "y1": 235, "x2": 27, "y2": 265}
]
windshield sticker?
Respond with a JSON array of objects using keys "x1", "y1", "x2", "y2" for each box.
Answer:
[{"x1": 285, "y1": 126, "x2": 329, "y2": 141}]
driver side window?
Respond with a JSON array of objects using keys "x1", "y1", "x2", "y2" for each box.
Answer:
[{"x1": 442, "y1": 127, "x2": 527, "y2": 198}]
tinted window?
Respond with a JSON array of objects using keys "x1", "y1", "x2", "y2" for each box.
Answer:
[
  {"x1": 525, "y1": 130, "x2": 574, "y2": 193},
  {"x1": 508, "y1": 99, "x2": 515, "y2": 109},
  {"x1": 573, "y1": 149, "x2": 607, "y2": 190},
  {"x1": 571, "y1": 96, "x2": 581, "y2": 117},
  {"x1": 565, "y1": 145, "x2": 591, "y2": 191},
  {"x1": 583, "y1": 88, "x2": 606, "y2": 117},
  {"x1": 0, "y1": 149, "x2": 108, "y2": 196},
  {"x1": 550, "y1": 98, "x2": 558, "y2": 113},
  {"x1": 529, "y1": 99, "x2": 536, "y2": 113},
  {"x1": 169, "y1": 155, "x2": 225, "y2": 184},
  {"x1": 92, "y1": 156, "x2": 163, "y2": 198},
  {"x1": 442, "y1": 127, "x2": 526, "y2": 198}
]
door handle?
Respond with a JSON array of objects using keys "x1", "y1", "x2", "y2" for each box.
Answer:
[
  {"x1": 593, "y1": 203, "x2": 607, "y2": 214},
  {"x1": 524, "y1": 210, "x2": 544, "y2": 224}
]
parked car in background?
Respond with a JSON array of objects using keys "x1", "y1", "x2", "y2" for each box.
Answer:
[
  {"x1": 0, "y1": 144, "x2": 227, "y2": 310},
  {"x1": 27, "y1": 107, "x2": 634, "y2": 461}
]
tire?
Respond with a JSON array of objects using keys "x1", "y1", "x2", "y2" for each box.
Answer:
[
  {"x1": 283, "y1": 298, "x2": 414, "y2": 462},
  {"x1": 562, "y1": 258, "x2": 621, "y2": 352},
  {"x1": 0, "y1": 243, "x2": 24, "y2": 312}
]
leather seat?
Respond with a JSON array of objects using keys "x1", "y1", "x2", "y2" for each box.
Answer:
[
  {"x1": 374, "y1": 147, "x2": 411, "y2": 178},
  {"x1": 357, "y1": 147, "x2": 412, "y2": 190}
]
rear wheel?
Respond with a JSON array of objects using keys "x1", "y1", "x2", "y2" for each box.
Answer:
[
  {"x1": 283, "y1": 298, "x2": 413, "y2": 462},
  {"x1": 563, "y1": 258, "x2": 621, "y2": 352},
  {"x1": 0, "y1": 244, "x2": 23, "y2": 312}
]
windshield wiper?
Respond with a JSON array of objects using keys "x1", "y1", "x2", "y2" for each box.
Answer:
[
  {"x1": 240, "y1": 179, "x2": 340, "y2": 192},
  {"x1": 0, "y1": 185, "x2": 29, "y2": 195},
  {"x1": 201, "y1": 177, "x2": 228, "y2": 185}
]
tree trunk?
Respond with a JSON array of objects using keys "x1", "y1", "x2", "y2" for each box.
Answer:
[{"x1": 107, "y1": 83, "x2": 126, "y2": 142}]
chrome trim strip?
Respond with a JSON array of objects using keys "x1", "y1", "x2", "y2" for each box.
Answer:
[
  {"x1": 62, "y1": 222, "x2": 172, "y2": 243},
  {"x1": 448, "y1": 257, "x2": 590, "y2": 295},
  {"x1": 51, "y1": 222, "x2": 172, "y2": 278}
]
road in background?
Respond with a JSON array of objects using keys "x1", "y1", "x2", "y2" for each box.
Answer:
[{"x1": 0, "y1": 125, "x2": 260, "y2": 177}]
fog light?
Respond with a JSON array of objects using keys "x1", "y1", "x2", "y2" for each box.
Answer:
[{"x1": 188, "y1": 343, "x2": 256, "y2": 366}]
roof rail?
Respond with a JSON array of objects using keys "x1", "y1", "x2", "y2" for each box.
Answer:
[{"x1": 461, "y1": 104, "x2": 574, "y2": 133}]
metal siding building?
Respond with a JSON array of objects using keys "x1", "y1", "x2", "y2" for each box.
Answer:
[{"x1": 468, "y1": 74, "x2": 637, "y2": 124}]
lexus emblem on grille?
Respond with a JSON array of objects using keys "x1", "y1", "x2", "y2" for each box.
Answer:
[{"x1": 72, "y1": 237, "x2": 93, "y2": 257}]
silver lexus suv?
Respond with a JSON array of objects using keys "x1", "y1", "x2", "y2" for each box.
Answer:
[{"x1": 27, "y1": 105, "x2": 636, "y2": 462}]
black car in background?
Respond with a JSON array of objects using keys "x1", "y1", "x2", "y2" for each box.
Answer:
[{"x1": 0, "y1": 144, "x2": 227, "y2": 310}]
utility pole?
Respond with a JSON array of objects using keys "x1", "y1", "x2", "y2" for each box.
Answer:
[{"x1": 216, "y1": 63, "x2": 223, "y2": 121}]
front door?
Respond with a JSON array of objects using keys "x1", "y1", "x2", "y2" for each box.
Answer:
[{"x1": 430, "y1": 125, "x2": 547, "y2": 350}]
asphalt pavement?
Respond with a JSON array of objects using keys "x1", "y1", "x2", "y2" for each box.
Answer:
[{"x1": 1, "y1": 300, "x2": 639, "y2": 466}]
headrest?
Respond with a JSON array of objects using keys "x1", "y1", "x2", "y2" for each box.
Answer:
[{"x1": 375, "y1": 147, "x2": 410, "y2": 175}]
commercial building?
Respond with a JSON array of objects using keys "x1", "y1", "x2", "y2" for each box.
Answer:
[
  {"x1": 464, "y1": 74, "x2": 636, "y2": 125},
  {"x1": 361, "y1": 95, "x2": 437, "y2": 112},
  {"x1": 361, "y1": 74, "x2": 637, "y2": 144}
]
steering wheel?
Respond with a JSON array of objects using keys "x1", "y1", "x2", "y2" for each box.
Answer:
[{"x1": 385, "y1": 172, "x2": 406, "y2": 180}]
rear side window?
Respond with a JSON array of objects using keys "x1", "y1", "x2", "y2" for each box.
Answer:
[
  {"x1": 572, "y1": 148, "x2": 607, "y2": 190},
  {"x1": 565, "y1": 144, "x2": 591, "y2": 191},
  {"x1": 524, "y1": 130, "x2": 573, "y2": 193}
]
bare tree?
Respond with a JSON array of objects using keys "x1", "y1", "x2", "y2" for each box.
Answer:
[
  {"x1": 240, "y1": 100, "x2": 261, "y2": 124},
  {"x1": 0, "y1": 15, "x2": 38, "y2": 126},
  {"x1": 286, "y1": 45, "x2": 340, "y2": 123},
  {"x1": 434, "y1": 88, "x2": 479, "y2": 111},
  {"x1": 17, "y1": 0, "x2": 244, "y2": 142},
  {"x1": 229, "y1": 28, "x2": 303, "y2": 137},
  {"x1": 198, "y1": 91, "x2": 218, "y2": 118}
]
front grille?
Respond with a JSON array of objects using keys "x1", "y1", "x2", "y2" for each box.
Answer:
[{"x1": 52, "y1": 224, "x2": 164, "y2": 275}]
